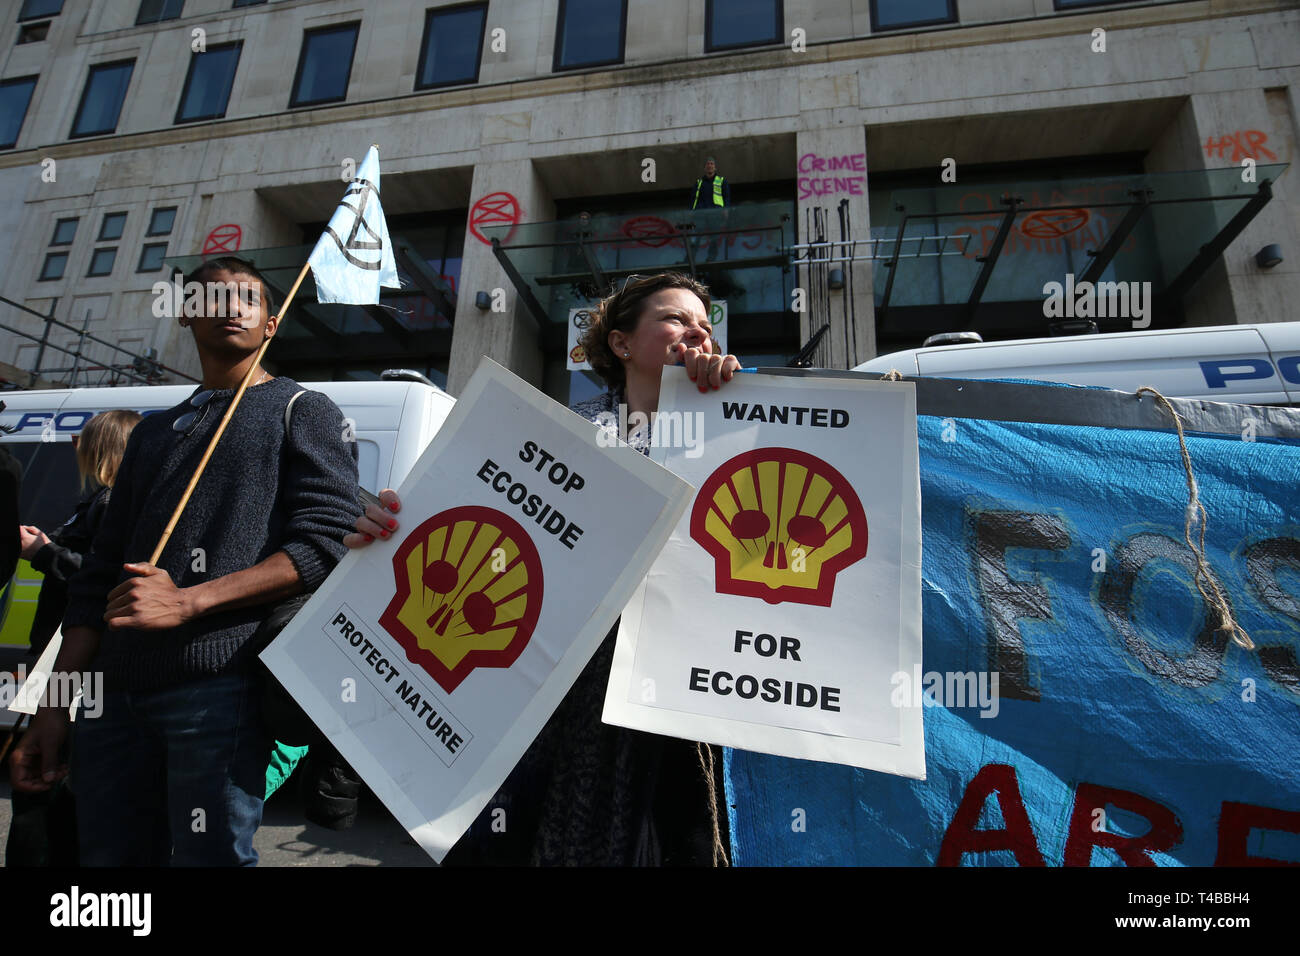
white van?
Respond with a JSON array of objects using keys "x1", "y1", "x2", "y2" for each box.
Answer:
[
  {"x1": 854, "y1": 322, "x2": 1300, "y2": 406},
  {"x1": 0, "y1": 378, "x2": 454, "y2": 660}
]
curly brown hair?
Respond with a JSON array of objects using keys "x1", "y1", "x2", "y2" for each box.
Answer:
[{"x1": 578, "y1": 272, "x2": 711, "y2": 391}]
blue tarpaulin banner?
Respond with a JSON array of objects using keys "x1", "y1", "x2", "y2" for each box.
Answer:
[{"x1": 726, "y1": 381, "x2": 1300, "y2": 866}]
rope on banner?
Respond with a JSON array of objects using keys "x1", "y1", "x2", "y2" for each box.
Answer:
[
  {"x1": 1137, "y1": 386, "x2": 1255, "y2": 651},
  {"x1": 696, "y1": 741, "x2": 730, "y2": 867}
]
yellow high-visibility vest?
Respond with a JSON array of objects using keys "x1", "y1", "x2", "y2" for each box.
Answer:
[{"x1": 693, "y1": 175, "x2": 726, "y2": 208}]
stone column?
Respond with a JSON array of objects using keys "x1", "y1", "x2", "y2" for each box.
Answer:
[
  {"x1": 447, "y1": 159, "x2": 554, "y2": 396},
  {"x1": 795, "y1": 123, "x2": 877, "y2": 368},
  {"x1": 1191, "y1": 89, "x2": 1299, "y2": 327},
  {"x1": 1149, "y1": 89, "x2": 1299, "y2": 326}
]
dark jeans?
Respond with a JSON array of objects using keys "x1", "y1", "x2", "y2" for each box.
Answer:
[{"x1": 72, "y1": 671, "x2": 269, "y2": 866}]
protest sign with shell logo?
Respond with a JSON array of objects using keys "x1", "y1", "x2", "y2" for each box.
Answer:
[
  {"x1": 690, "y1": 447, "x2": 868, "y2": 606},
  {"x1": 379, "y1": 506, "x2": 544, "y2": 693}
]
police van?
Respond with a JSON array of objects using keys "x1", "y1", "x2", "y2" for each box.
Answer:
[
  {"x1": 853, "y1": 322, "x2": 1300, "y2": 406},
  {"x1": 0, "y1": 376, "x2": 454, "y2": 664}
]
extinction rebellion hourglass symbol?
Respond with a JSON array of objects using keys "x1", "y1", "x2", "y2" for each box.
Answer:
[
  {"x1": 323, "y1": 178, "x2": 384, "y2": 270},
  {"x1": 468, "y1": 192, "x2": 522, "y2": 245}
]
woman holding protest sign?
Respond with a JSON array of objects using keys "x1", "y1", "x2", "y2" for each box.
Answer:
[
  {"x1": 568, "y1": 271, "x2": 740, "y2": 447},
  {"x1": 348, "y1": 272, "x2": 739, "y2": 865}
]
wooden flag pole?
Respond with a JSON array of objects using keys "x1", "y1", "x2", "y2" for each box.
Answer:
[{"x1": 148, "y1": 259, "x2": 314, "y2": 565}]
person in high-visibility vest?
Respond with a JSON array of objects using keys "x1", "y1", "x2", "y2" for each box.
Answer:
[
  {"x1": 690, "y1": 158, "x2": 731, "y2": 261},
  {"x1": 691, "y1": 157, "x2": 730, "y2": 209}
]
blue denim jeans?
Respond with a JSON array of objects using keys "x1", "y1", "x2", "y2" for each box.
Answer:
[{"x1": 72, "y1": 671, "x2": 269, "y2": 866}]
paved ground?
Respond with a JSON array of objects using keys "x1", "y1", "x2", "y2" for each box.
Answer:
[{"x1": 0, "y1": 767, "x2": 436, "y2": 867}]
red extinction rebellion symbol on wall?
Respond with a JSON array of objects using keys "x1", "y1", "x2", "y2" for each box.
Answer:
[
  {"x1": 202, "y1": 224, "x2": 242, "y2": 255},
  {"x1": 622, "y1": 215, "x2": 676, "y2": 248},
  {"x1": 1019, "y1": 209, "x2": 1090, "y2": 239},
  {"x1": 469, "y1": 192, "x2": 521, "y2": 246}
]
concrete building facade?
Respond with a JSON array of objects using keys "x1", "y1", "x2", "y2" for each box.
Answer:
[{"x1": 0, "y1": 0, "x2": 1295, "y2": 401}]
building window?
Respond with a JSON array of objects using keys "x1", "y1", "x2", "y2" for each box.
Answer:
[
  {"x1": 138, "y1": 243, "x2": 168, "y2": 272},
  {"x1": 553, "y1": 0, "x2": 626, "y2": 71},
  {"x1": 705, "y1": 0, "x2": 782, "y2": 52},
  {"x1": 51, "y1": 217, "x2": 77, "y2": 245},
  {"x1": 0, "y1": 76, "x2": 38, "y2": 150},
  {"x1": 90, "y1": 213, "x2": 125, "y2": 277},
  {"x1": 98, "y1": 212, "x2": 127, "y2": 241},
  {"x1": 1053, "y1": 0, "x2": 1131, "y2": 6},
  {"x1": 175, "y1": 41, "x2": 242, "y2": 123},
  {"x1": 147, "y1": 207, "x2": 177, "y2": 236},
  {"x1": 87, "y1": 248, "x2": 117, "y2": 277},
  {"x1": 869, "y1": 0, "x2": 955, "y2": 32},
  {"x1": 18, "y1": 0, "x2": 63, "y2": 20},
  {"x1": 39, "y1": 252, "x2": 67, "y2": 281},
  {"x1": 140, "y1": 205, "x2": 176, "y2": 272},
  {"x1": 70, "y1": 60, "x2": 134, "y2": 138},
  {"x1": 17, "y1": 21, "x2": 50, "y2": 42},
  {"x1": 290, "y1": 22, "x2": 360, "y2": 108},
  {"x1": 416, "y1": 3, "x2": 488, "y2": 90},
  {"x1": 232, "y1": 0, "x2": 266, "y2": 6},
  {"x1": 40, "y1": 216, "x2": 76, "y2": 281},
  {"x1": 136, "y1": 0, "x2": 184, "y2": 25}
]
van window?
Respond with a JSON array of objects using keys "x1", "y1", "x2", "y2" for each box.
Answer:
[{"x1": 9, "y1": 442, "x2": 82, "y2": 530}]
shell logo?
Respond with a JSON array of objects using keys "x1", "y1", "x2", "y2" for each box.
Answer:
[
  {"x1": 379, "y1": 506, "x2": 544, "y2": 693},
  {"x1": 690, "y1": 448, "x2": 867, "y2": 606}
]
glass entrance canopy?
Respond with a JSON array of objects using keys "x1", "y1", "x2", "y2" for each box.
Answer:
[
  {"x1": 871, "y1": 164, "x2": 1286, "y2": 337},
  {"x1": 476, "y1": 199, "x2": 795, "y2": 329}
]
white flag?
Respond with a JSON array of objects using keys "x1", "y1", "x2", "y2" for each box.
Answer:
[{"x1": 307, "y1": 145, "x2": 401, "y2": 305}]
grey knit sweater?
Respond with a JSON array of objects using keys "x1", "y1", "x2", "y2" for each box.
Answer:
[{"x1": 63, "y1": 377, "x2": 361, "y2": 691}]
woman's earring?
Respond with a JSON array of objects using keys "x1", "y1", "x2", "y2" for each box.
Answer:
[{"x1": 623, "y1": 352, "x2": 630, "y2": 358}]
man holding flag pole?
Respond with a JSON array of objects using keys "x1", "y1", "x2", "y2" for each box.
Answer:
[{"x1": 9, "y1": 147, "x2": 399, "y2": 866}]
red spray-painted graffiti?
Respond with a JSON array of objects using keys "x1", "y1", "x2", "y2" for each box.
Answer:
[
  {"x1": 469, "y1": 192, "x2": 521, "y2": 245},
  {"x1": 202, "y1": 223, "x2": 242, "y2": 255},
  {"x1": 956, "y1": 218, "x2": 1133, "y2": 262},
  {"x1": 1203, "y1": 130, "x2": 1277, "y2": 164},
  {"x1": 952, "y1": 185, "x2": 1137, "y2": 260},
  {"x1": 403, "y1": 273, "x2": 458, "y2": 329},
  {"x1": 408, "y1": 297, "x2": 453, "y2": 330},
  {"x1": 553, "y1": 216, "x2": 774, "y2": 256},
  {"x1": 1020, "y1": 209, "x2": 1090, "y2": 240},
  {"x1": 797, "y1": 152, "x2": 866, "y2": 200},
  {"x1": 622, "y1": 215, "x2": 678, "y2": 248}
]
